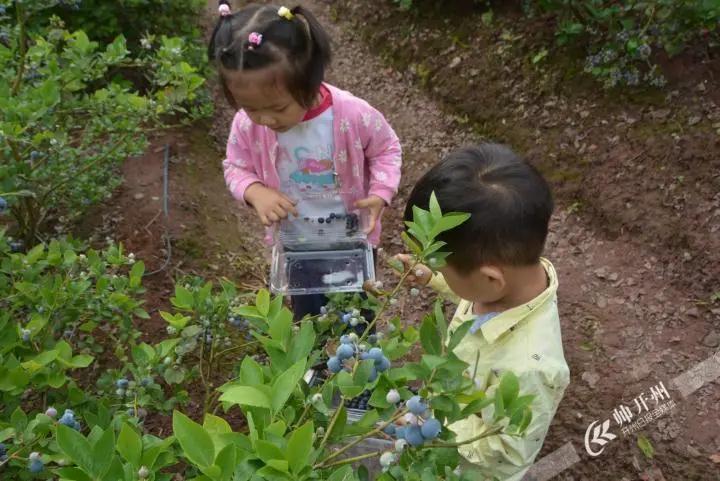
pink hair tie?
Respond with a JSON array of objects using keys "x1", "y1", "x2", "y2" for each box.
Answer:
[
  {"x1": 218, "y1": 4, "x2": 231, "y2": 16},
  {"x1": 248, "y1": 32, "x2": 263, "y2": 49}
]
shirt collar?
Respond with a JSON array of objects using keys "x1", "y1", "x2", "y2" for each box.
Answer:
[{"x1": 476, "y1": 258, "x2": 558, "y2": 344}]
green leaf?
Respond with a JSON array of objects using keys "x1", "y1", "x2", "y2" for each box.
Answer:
[
  {"x1": 255, "y1": 440, "x2": 285, "y2": 464},
  {"x1": 57, "y1": 425, "x2": 94, "y2": 474},
  {"x1": 448, "y1": 320, "x2": 474, "y2": 352},
  {"x1": 129, "y1": 261, "x2": 145, "y2": 288},
  {"x1": 420, "y1": 315, "x2": 441, "y2": 355},
  {"x1": 172, "y1": 285, "x2": 194, "y2": 310},
  {"x1": 428, "y1": 192, "x2": 442, "y2": 220},
  {"x1": 256, "y1": 290, "x2": 270, "y2": 316},
  {"x1": 270, "y1": 360, "x2": 305, "y2": 413},
  {"x1": 214, "y1": 443, "x2": 237, "y2": 481},
  {"x1": 55, "y1": 467, "x2": 92, "y2": 481},
  {"x1": 637, "y1": 434, "x2": 654, "y2": 459},
  {"x1": 433, "y1": 300, "x2": 447, "y2": 343},
  {"x1": 219, "y1": 386, "x2": 271, "y2": 410},
  {"x1": 173, "y1": 411, "x2": 215, "y2": 468},
  {"x1": 499, "y1": 372, "x2": 519, "y2": 408},
  {"x1": 327, "y1": 465, "x2": 353, "y2": 481},
  {"x1": 92, "y1": 426, "x2": 115, "y2": 477},
  {"x1": 336, "y1": 371, "x2": 363, "y2": 399},
  {"x1": 117, "y1": 423, "x2": 142, "y2": 468},
  {"x1": 430, "y1": 213, "x2": 471, "y2": 238},
  {"x1": 286, "y1": 421, "x2": 313, "y2": 474},
  {"x1": 422, "y1": 354, "x2": 447, "y2": 370},
  {"x1": 239, "y1": 357, "x2": 264, "y2": 386}
]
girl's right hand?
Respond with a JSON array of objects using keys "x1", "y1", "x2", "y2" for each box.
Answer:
[
  {"x1": 392, "y1": 254, "x2": 432, "y2": 286},
  {"x1": 244, "y1": 183, "x2": 298, "y2": 226}
]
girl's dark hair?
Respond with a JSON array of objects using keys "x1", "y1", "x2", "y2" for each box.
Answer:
[
  {"x1": 404, "y1": 144, "x2": 554, "y2": 273},
  {"x1": 208, "y1": 2, "x2": 331, "y2": 109}
]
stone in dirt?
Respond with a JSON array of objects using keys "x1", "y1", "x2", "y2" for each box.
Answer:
[{"x1": 701, "y1": 331, "x2": 719, "y2": 348}]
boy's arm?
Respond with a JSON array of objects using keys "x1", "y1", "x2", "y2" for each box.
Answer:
[
  {"x1": 427, "y1": 272, "x2": 462, "y2": 305},
  {"x1": 361, "y1": 108, "x2": 402, "y2": 205},
  {"x1": 452, "y1": 369, "x2": 569, "y2": 481},
  {"x1": 223, "y1": 114, "x2": 262, "y2": 205}
]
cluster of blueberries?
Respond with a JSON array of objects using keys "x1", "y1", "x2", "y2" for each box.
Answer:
[
  {"x1": 377, "y1": 394, "x2": 443, "y2": 469},
  {"x1": 299, "y1": 212, "x2": 360, "y2": 234},
  {"x1": 115, "y1": 377, "x2": 153, "y2": 400},
  {"x1": 344, "y1": 389, "x2": 372, "y2": 410},
  {"x1": 327, "y1": 334, "x2": 390, "y2": 382}
]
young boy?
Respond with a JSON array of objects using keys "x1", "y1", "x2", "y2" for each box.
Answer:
[{"x1": 398, "y1": 144, "x2": 570, "y2": 481}]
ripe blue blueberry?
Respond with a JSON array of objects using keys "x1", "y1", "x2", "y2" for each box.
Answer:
[
  {"x1": 406, "y1": 396, "x2": 427, "y2": 415},
  {"x1": 9, "y1": 241, "x2": 24, "y2": 253},
  {"x1": 72, "y1": 420, "x2": 81, "y2": 431},
  {"x1": 45, "y1": 407, "x2": 57, "y2": 418},
  {"x1": 28, "y1": 458, "x2": 44, "y2": 473},
  {"x1": 341, "y1": 313, "x2": 352, "y2": 324},
  {"x1": 395, "y1": 426, "x2": 406, "y2": 440},
  {"x1": 421, "y1": 418, "x2": 441, "y2": 439},
  {"x1": 367, "y1": 347, "x2": 384, "y2": 361},
  {"x1": 367, "y1": 334, "x2": 378, "y2": 345},
  {"x1": 340, "y1": 335, "x2": 352, "y2": 345},
  {"x1": 368, "y1": 367, "x2": 378, "y2": 382},
  {"x1": 383, "y1": 423, "x2": 396, "y2": 435},
  {"x1": 0, "y1": 197, "x2": 7, "y2": 214},
  {"x1": 405, "y1": 425, "x2": 425, "y2": 446},
  {"x1": 375, "y1": 356, "x2": 391, "y2": 372},
  {"x1": 336, "y1": 343, "x2": 354, "y2": 360},
  {"x1": 327, "y1": 356, "x2": 342, "y2": 373},
  {"x1": 116, "y1": 378, "x2": 129, "y2": 389},
  {"x1": 0, "y1": 443, "x2": 6, "y2": 455},
  {"x1": 359, "y1": 352, "x2": 369, "y2": 360}
]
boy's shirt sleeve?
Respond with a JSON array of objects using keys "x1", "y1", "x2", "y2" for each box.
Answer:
[
  {"x1": 360, "y1": 106, "x2": 402, "y2": 205},
  {"x1": 427, "y1": 272, "x2": 462, "y2": 305},
  {"x1": 223, "y1": 113, "x2": 262, "y2": 205},
  {"x1": 452, "y1": 367, "x2": 568, "y2": 481}
]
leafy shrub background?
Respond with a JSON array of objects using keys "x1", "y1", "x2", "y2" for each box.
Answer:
[
  {"x1": 0, "y1": 0, "x2": 209, "y2": 243},
  {"x1": 394, "y1": 0, "x2": 720, "y2": 88}
]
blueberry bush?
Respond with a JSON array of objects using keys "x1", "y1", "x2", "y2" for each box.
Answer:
[
  {"x1": 0, "y1": 196, "x2": 536, "y2": 480},
  {"x1": 0, "y1": 0, "x2": 208, "y2": 244},
  {"x1": 393, "y1": 0, "x2": 720, "y2": 88}
]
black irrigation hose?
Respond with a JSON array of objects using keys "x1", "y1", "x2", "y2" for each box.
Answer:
[{"x1": 145, "y1": 144, "x2": 172, "y2": 277}]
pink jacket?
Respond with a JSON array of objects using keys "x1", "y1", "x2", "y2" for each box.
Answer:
[{"x1": 223, "y1": 83, "x2": 402, "y2": 245}]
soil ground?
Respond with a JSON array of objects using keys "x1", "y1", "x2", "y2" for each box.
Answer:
[{"x1": 78, "y1": 0, "x2": 720, "y2": 479}]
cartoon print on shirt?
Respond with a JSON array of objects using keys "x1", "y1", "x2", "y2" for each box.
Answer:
[{"x1": 286, "y1": 146, "x2": 335, "y2": 192}]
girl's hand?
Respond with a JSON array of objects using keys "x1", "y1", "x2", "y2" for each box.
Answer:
[
  {"x1": 355, "y1": 195, "x2": 386, "y2": 234},
  {"x1": 392, "y1": 254, "x2": 432, "y2": 286},
  {"x1": 244, "y1": 183, "x2": 298, "y2": 226}
]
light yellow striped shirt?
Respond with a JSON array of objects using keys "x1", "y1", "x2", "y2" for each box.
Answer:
[{"x1": 428, "y1": 258, "x2": 570, "y2": 481}]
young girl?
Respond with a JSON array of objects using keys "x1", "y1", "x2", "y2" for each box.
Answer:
[{"x1": 209, "y1": 2, "x2": 402, "y2": 321}]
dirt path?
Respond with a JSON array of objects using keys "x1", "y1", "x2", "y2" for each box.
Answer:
[
  {"x1": 296, "y1": 1, "x2": 718, "y2": 479},
  {"x1": 88, "y1": 0, "x2": 719, "y2": 477}
]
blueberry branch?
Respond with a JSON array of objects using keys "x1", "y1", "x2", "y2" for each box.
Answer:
[
  {"x1": 425, "y1": 425, "x2": 505, "y2": 448},
  {"x1": 316, "y1": 449, "x2": 384, "y2": 470},
  {"x1": 316, "y1": 407, "x2": 407, "y2": 467},
  {"x1": 358, "y1": 259, "x2": 419, "y2": 344}
]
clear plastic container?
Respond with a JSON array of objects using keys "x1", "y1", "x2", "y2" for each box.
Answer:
[
  {"x1": 270, "y1": 202, "x2": 375, "y2": 295},
  {"x1": 270, "y1": 243, "x2": 375, "y2": 295}
]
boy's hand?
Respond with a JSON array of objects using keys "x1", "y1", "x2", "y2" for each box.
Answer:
[
  {"x1": 393, "y1": 254, "x2": 432, "y2": 286},
  {"x1": 244, "y1": 183, "x2": 298, "y2": 226},
  {"x1": 355, "y1": 195, "x2": 385, "y2": 234}
]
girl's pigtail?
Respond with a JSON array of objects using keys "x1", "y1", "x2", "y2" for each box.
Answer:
[{"x1": 290, "y1": 5, "x2": 331, "y2": 99}]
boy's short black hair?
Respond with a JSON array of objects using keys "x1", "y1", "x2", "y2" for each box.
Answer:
[{"x1": 404, "y1": 144, "x2": 553, "y2": 273}]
